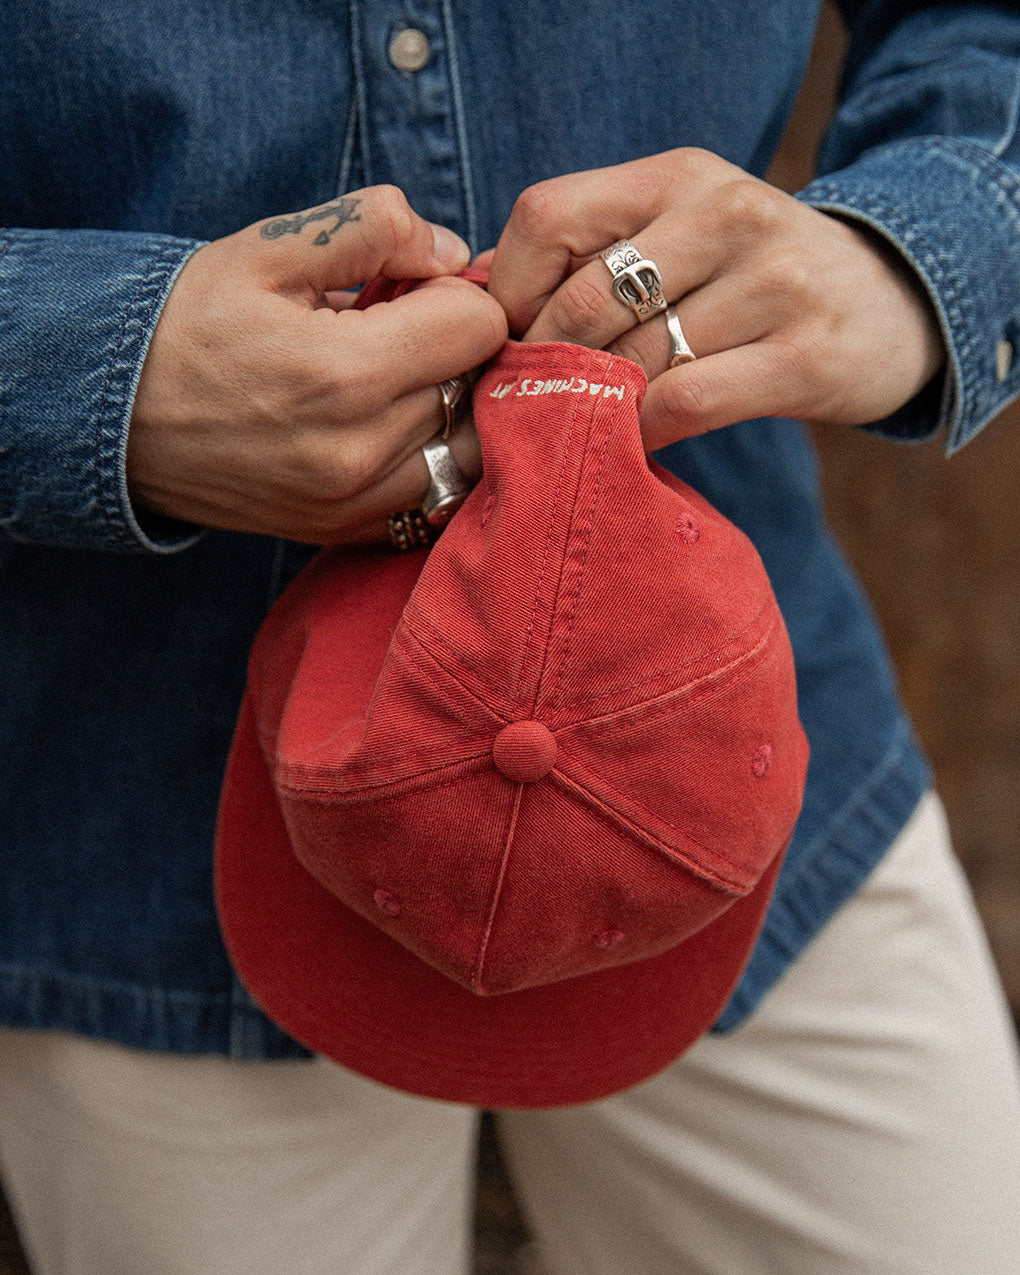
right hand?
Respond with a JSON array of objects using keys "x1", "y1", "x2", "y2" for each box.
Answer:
[{"x1": 127, "y1": 186, "x2": 507, "y2": 543}]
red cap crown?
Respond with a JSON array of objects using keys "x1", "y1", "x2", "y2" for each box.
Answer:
[{"x1": 216, "y1": 338, "x2": 808, "y2": 1107}]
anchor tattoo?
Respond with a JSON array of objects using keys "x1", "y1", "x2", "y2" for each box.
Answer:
[{"x1": 260, "y1": 197, "x2": 363, "y2": 246}]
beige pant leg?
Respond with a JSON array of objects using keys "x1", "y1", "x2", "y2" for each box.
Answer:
[
  {"x1": 0, "y1": 1033, "x2": 477, "y2": 1275},
  {"x1": 499, "y1": 793, "x2": 1020, "y2": 1275}
]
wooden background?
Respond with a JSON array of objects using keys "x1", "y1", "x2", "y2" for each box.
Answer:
[
  {"x1": 1, "y1": 6, "x2": 1016, "y2": 1271},
  {"x1": 770, "y1": 3, "x2": 1020, "y2": 1016}
]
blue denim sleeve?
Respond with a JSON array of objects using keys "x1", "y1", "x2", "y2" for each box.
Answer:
[
  {"x1": 0, "y1": 227, "x2": 206, "y2": 551},
  {"x1": 797, "y1": 2, "x2": 1020, "y2": 452}
]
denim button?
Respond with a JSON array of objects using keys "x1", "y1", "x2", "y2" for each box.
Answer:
[
  {"x1": 388, "y1": 28, "x2": 431, "y2": 73},
  {"x1": 995, "y1": 339, "x2": 1013, "y2": 383}
]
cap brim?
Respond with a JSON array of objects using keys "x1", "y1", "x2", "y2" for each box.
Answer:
[{"x1": 215, "y1": 695, "x2": 782, "y2": 1109}]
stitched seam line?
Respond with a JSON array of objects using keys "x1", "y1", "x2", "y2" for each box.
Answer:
[
  {"x1": 548, "y1": 770, "x2": 752, "y2": 894},
  {"x1": 472, "y1": 785, "x2": 521, "y2": 988},
  {"x1": 94, "y1": 241, "x2": 187, "y2": 544},
  {"x1": 333, "y1": 92, "x2": 360, "y2": 196},
  {"x1": 348, "y1": 1, "x2": 374, "y2": 187},
  {"x1": 513, "y1": 385, "x2": 585, "y2": 707},
  {"x1": 561, "y1": 611, "x2": 779, "y2": 733},
  {"x1": 405, "y1": 587, "x2": 777, "y2": 721},
  {"x1": 277, "y1": 612, "x2": 779, "y2": 803},
  {"x1": 278, "y1": 754, "x2": 492, "y2": 801},
  {"x1": 545, "y1": 399, "x2": 616, "y2": 712},
  {"x1": 993, "y1": 54, "x2": 1020, "y2": 159}
]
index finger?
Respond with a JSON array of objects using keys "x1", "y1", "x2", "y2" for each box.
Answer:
[
  {"x1": 255, "y1": 185, "x2": 471, "y2": 293},
  {"x1": 308, "y1": 275, "x2": 509, "y2": 407}
]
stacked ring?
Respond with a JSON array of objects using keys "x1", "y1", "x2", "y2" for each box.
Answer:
[
  {"x1": 388, "y1": 509, "x2": 433, "y2": 553},
  {"x1": 438, "y1": 377, "x2": 468, "y2": 439},
  {"x1": 666, "y1": 306, "x2": 697, "y2": 366},
  {"x1": 419, "y1": 433, "x2": 472, "y2": 529},
  {"x1": 388, "y1": 375, "x2": 474, "y2": 552}
]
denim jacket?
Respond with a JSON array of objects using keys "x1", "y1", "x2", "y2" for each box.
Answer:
[{"x1": 1, "y1": 1, "x2": 1018, "y2": 1059}]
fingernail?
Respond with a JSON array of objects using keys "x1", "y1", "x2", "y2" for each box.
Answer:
[{"x1": 431, "y1": 223, "x2": 470, "y2": 270}]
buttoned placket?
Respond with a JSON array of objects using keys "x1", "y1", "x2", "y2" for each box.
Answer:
[{"x1": 348, "y1": 1, "x2": 478, "y2": 249}]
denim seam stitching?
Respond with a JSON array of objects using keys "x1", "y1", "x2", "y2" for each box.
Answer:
[
  {"x1": 94, "y1": 242, "x2": 186, "y2": 547},
  {"x1": 804, "y1": 139, "x2": 1020, "y2": 440},
  {"x1": 333, "y1": 92, "x2": 360, "y2": 196},
  {"x1": 441, "y1": 0, "x2": 479, "y2": 250},
  {"x1": 348, "y1": 1, "x2": 374, "y2": 188},
  {"x1": 817, "y1": 140, "x2": 1020, "y2": 417},
  {"x1": 992, "y1": 55, "x2": 1020, "y2": 159}
]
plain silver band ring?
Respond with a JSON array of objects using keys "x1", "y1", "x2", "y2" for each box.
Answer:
[
  {"x1": 666, "y1": 306, "x2": 697, "y2": 366},
  {"x1": 600, "y1": 239, "x2": 668, "y2": 323},
  {"x1": 438, "y1": 376, "x2": 469, "y2": 439}
]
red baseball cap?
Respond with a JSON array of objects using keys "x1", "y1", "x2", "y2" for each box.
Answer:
[{"x1": 215, "y1": 337, "x2": 808, "y2": 1108}]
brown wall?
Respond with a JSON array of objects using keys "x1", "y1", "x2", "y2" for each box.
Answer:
[{"x1": 771, "y1": 4, "x2": 1020, "y2": 1013}]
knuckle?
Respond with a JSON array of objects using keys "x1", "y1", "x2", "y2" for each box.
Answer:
[
  {"x1": 752, "y1": 251, "x2": 814, "y2": 304},
  {"x1": 370, "y1": 184, "x2": 415, "y2": 250},
  {"x1": 310, "y1": 357, "x2": 362, "y2": 413},
  {"x1": 771, "y1": 329, "x2": 834, "y2": 414},
  {"x1": 452, "y1": 279, "x2": 511, "y2": 349},
  {"x1": 618, "y1": 157, "x2": 667, "y2": 208},
  {"x1": 670, "y1": 146, "x2": 717, "y2": 180},
  {"x1": 321, "y1": 436, "x2": 378, "y2": 503},
  {"x1": 407, "y1": 276, "x2": 510, "y2": 352},
  {"x1": 609, "y1": 323, "x2": 657, "y2": 377},
  {"x1": 774, "y1": 251, "x2": 814, "y2": 299},
  {"x1": 290, "y1": 425, "x2": 379, "y2": 506},
  {"x1": 478, "y1": 291, "x2": 511, "y2": 348},
  {"x1": 659, "y1": 369, "x2": 711, "y2": 424},
  {"x1": 666, "y1": 147, "x2": 734, "y2": 196},
  {"x1": 556, "y1": 272, "x2": 610, "y2": 333},
  {"x1": 718, "y1": 179, "x2": 783, "y2": 237},
  {"x1": 511, "y1": 180, "x2": 567, "y2": 240}
]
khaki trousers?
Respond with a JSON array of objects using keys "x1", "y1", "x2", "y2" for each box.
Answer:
[{"x1": 1, "y1": 794, "x2": 1017, "y2": 1274}]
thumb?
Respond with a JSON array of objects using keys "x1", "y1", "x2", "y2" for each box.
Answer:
[{"x1": 256, "y1": 185, "x2": 470, "y2": 293}]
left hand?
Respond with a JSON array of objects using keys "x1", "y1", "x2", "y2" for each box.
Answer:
[{"x1": 486, "y1": 149, "x2": 946, "y2": 450}]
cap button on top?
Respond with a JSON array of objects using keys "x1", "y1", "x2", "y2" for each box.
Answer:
[
  {"x1": 493, "y1": 721, "x2": 557, "y2": 783},
  {"x1": 388, "y1": 28, "x2": 432, "y2": 73}
]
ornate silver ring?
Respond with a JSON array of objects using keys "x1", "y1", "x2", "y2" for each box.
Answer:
[
  {"x1": 666, "y1": 305, "x2": 697, "y2": 366},
  {"x1": 600, "y1": 239, "x2": 667, "y2": 322}
]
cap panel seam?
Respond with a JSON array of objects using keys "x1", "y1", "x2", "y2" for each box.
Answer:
[
  {"x1": 557, "y1": 609, "x2": 781, "y2": 734},
  {"x1": 540, "y1": 389, "x2": 617, "y2": 715},
  {"x1": 277, "y1": 751, "x2": 495, "y2": 800},
  {"x1": 263, "y1": 604, "x2": 781, "y2": 796},
  {"x1": 471, "y1": 785, "x2": 523, "y2": 990},
  {"x1": 513, "y1": 379, "x2": 587, "y2": 712},
  {"x1": 279, "y1": 752, "x2": 752, "y2": 894},
  {"x1": 277, "y1": 620, "x2": 787, "y2": 887},
  {"x1": 545, "y1": 770, "x2": 753, "y2": 895},
  {"x1": 397, "y1": 621, "x2": 520, "y2": 722},
  {"x1": 403, "y1": 581, "x2": 778, "y2": 724}
]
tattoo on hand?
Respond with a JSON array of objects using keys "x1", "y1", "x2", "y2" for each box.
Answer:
[{"x1": 260, "y1": 198, "x2": 362, "y2": 246}]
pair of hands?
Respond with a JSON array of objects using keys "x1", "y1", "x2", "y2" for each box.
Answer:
[{"x1": 128, "y1": 149, "x2": 945, "y2": 545}]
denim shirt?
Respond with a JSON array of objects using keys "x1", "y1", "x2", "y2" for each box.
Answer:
[{"x1": 1, "y1": 1, "x2": 1018, "y2": 1059}]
